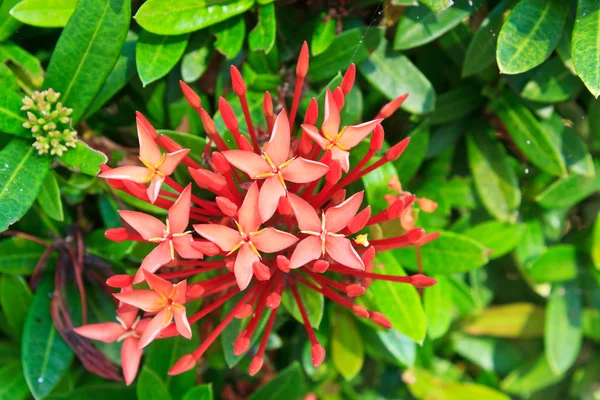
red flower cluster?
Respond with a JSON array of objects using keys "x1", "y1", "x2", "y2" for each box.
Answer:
[{"x1": 76, "y1": 42, "x2": 438, "y2": 384}]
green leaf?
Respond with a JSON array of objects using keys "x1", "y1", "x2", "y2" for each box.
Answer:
[
  {"x1": 135, "y1": 0, "x2": 255, "y2": 35},
  {"x1": 282, "y1": 279, "x2": 324, "y2": 329},
  {"x1": 359, "y1": 38, "x2": 436, "y2": 114},
  {"x1": 0, "y1": 361, "x2": 29, "y2": 400},
  {"x1": 392, "y1": 231, "x2": 488, "y2": 275},
  {"x1": 530, "y1": 245, "x2": 578, "y2": 283},
  {"x1": 311, "y1": 13, "x2": 336, "y2": 56},
  {"x1": 22, "y1": 271, "x2": 73, "y2": 399},
  {"x1": 331, "y1": 309, "x2": 364, "y2": 380},
  {"x1": 429, "y1": 84, "x2": 483, "y2": 125},
  {"x1": 0, "y1": 0, "x2": 22, "y2": 41},
  {"x1": 372, "y1": 252, "x2": 426, "y2": 342},
  {"x1": 394, "y1": 0, "x2": 481, "y2": 51},
  {"x1": 45, "y1": 384, "x2": 136, "y2": 400},
  {"x1": 0, "y1": 41, "x2": 44, "y2": 86},
  {"x1": 248, "y1": 3, "x2": 275, "y2": 54},
  {"x1": 37, "y1": 171, "x2": 64, "y2": 222},
  {"x1": 0, "y1": 85, "x2": 28, "y2": 137},
  {"x1": 496, "y1": 0, "x2": 568, "y2": 74},
  {"x1": 545, "y1": 282, "x2": 582, "y2": 374},
  {"x1": 9, "y1": 0, "x2": 77, "y2": 28},
  {"x1": 521, "y1": 58, "x2": 582, "y2": 102},
  {"x1": 535, "y1": 168, "x2": 600, "y2": 208},
  {"x1": 394, "y1": 122, "x2": 429, "y2": 184},
  {"x1": 182, "y1": 385, "x2": 213, "y2": 400},
  {"x1": 181, "y1": 34, "x2": 214, "y2": 83},
  {"x1": 137, "y1": 367, "x2": 173, "y2": 400},
  {"x1": 210, "y1": 16, "x2": 245, "y2": 60},
  {"x1": 593, "y1": 213, "x2": 600, "y2": 269},
  {"x1": 137, "y1": 29, "x2": 189, "y2": 87},
  {"x1": 369, "y1": 328, "x2": 416, "y2": 367},
  {"x1": 0, "y1": 237, "x2": 47, "y2": 275},
  {"x1": 44, "y1": 0, "x2": 131, "y2": 124},
  {"x1": 309, "y1": 28, "x2": 368, "y2": 82},
  {"x1": 424, "y1": 275, "x2": 453, "y2": 340},
  {"x1": 572, "y1": 0, "x2": 600, "y2": 97},
  {"x1": 467, "y1": 125, "x2": 521, "y2": 222},
  {"x1": 248, "y1": 362, "x2": 307, "y2": 400},
  {"x1": 418, "y1": 0, "x2": 454, "y2": 13},
  {"x1": 359, "y1": 153, "x2": 398, "y2": 214},
  {"x1": 453, "y1": 335, "x2": 524, "y2": 374},
  {"x1": 583, "y1": 308, "x2": 600, "y2": 342},
  {"x1": 59, "y1": 140, "x2": 107, "y2": 176},
  {"x1": 464, "y1": 221, "x2": 525, "y2": 260},
  {"x1": 490, "y1": 89, "x2": 566, "y2": 176},
  {"x1": 462, "y1": 303, "x2": 545, "y2": 338},
  {"x1": 0, "y1": 140, "x2": 50, "y2": 233},
  {"x1": 462, "y1": 0, "x2": 515, "y2": 77},
  {"x1": 0, "y1": 275, "x2": 32, "y2": 339},
  {"x1": 501, "y1": 355, "x2": 562, "y2": 394}
]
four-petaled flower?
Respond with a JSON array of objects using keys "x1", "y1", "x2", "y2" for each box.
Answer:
[
  {"x1": 118, "y1": 184, "x2": 203, "y2": 283},
  {"x1": 288, "y1": 191, "x2": 365, "y2": 270},
  {"x1": 302, "y1": 89, "x2": 382, "y2": 172},
  {"x1": 114, "y1": 270, "x2": 192, "y2": 348},
  {"x1": 223, "y1": 110, "x2": 329, "y2": 221},
  {"x1": 194, "y1": 182, "x2": 298, "y2": 289},
  {"x1": 99, "y1": 116, "x2": 189, "y2": 203}
]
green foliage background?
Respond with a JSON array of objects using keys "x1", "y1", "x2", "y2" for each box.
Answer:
[{"x1": 0, "y1": 0, "x2": 600, "y2": 399}]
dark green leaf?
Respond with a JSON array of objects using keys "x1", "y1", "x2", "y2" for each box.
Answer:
[
  {"x1": 248, "y1": 3, "x2": 275, "y2": 54},
  {"x1": 535, "y1": 167, "x2": 600, "y2": 208},
  {"x1": 462, "y1": 303, "x2": 545, "y2": 338},
  {"x1": 429, "y1": 84, "x2": 483, "y2": 125},
  {"x1": 418, "y1": 0, "x2": 454, "y2": 13},
  {"x1": 453, "y1": 335, "x2": 524, "y2": 374},
  {"x1": 572, "y1": 0, "x2": 600, "y2": 97},
  {"x1": 309, "y1": 28, "x2": 368, "y2": 82},
  {"x1": 530, "y1": 245, "x2": 578, "y2": 283},
  {"x1": 331, "y1": 309, "x2": 364, "y2": 380},
  {"x1": 135, "y1": 0, "x2": 254, "y2": 35},
  {"x1": 394, "y1": 121, "x2": 429, "y2": 184},
  {"x1": 0, "y1": 237, "x2": 47, "y2": 275},
  {"x1": 0, "y1": 41, "x2": 44, "y2": 86},
  {"x1": 46, "y1": 384, "x2": 136, "y2": 400},
  {"x1": 496, "y1": 0, "x2": 568, "y2": 74},
  {"x1": 282, "y1": 279, "x2": 324, "y2": 329},
  {"x1": 593, "y1": 213, "x2": 600, "y2": 269},
  {"x1": 59, "y1": 140, "x2": 107, "y2": 176},
  {"x1": 181, "y1": 34, "x2": 214, "y2": 83},
  {"x1": 424, "y1": 275, "x2": 452, "y2": 340},
  {"x1": 311, "y1": 13, "x2": 335, "y2": 56},
  {"x1": 583, "y1": 308, "x2": 600, "y2": 342},
  {"x1": 0, "y1": 275, "x2": 32, "y2": 339},
  {"x1": 137, "y1": 29, "x2": 190, "y2": 87},
  {"x1": 37, "y1": 171, "x2": 64, "y2": 222},
  {"x1": 210, "y1": 16, "x2": 245, "y2": 60},
  {"x1": 0, "y1": 140, "x2": 50, "y2": 232},
  {"x1": 182, "y1": 385, "x2": 213, "y2": 400},
  {"x1": 521, "y1": 58, "x2": 582, "y2": 102},
  {"x1": 248, "y1": 362, "x2": 307, "y2": 400},
  {"x1": 137, "y1": 367, "x2": 173, "y2": 400},
  {"x1": 501, "y1": 355, "x2": 562, "y2": 394},
  {"x1": 0, "y1": 85, "x2": 28, "y2": 137},
  {"x1": 0, "y1": 360, "x2": 29, "y2": 400},
  {"x1": 464, "y1": 221, "x2": 525, "y2": 260},
  {"x1": 0, "y1": 0, "x2": 22, "y2": 41},
  {"x1": 44, "y1": 0, "x2": 131, "y2": 124},
  {"x1": 9, "y1": 0, "x2": 77, "y2": 28}
]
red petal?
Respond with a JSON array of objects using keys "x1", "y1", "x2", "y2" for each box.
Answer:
[
  {"x1": 194, "y1": 224, "x2": 242, "y2": 252},
  {"x1": 74, "y1": 322, "x2": 125, "y2": 342},
  {"x1": 147, "y1": 175, "x2": 165, "y2": 204},
  {"x1": 341, "y1": 64, "x2": 356, "y2": 94},
  {"x1": 338, "y1": 119, "x2": 382, "y2": 149},
  {"x1": 234, "y1": 243, "x2": 259, "y2": 290},
  {"x1": 325, "y1": 191, "x2": 364, "y2": 233},
  {"x1": 239, "y1": 182, "x2": 262, "y2": 233},
  {"x1": 289, "y1": 236, "x2": 322, "y2": 269},
  {"x1": 264, "y1": 110, "x2": 291, "y2": 166},
  {"x1": 330, "y1": 146, "x2": 350, "y2": 172},
  {"x1": 301, "y1": 124, "x2": 329, "y2": 149},
  {"x1": 113, "y1": 290, "x2": 161, "y2": 312},
  {"x1": 118, "y1": 210, "x2": 165, "y2": 240},
  {"x1": 173, "y1": 307, "x2": 192, "y2": 339},
  {"x1": 136, "y1": 241, "x2": 172, "y2": 283},
  {"x1": 296, "y1": 41, "x2": 309, "y2": 78},
  {"x1": 287, "y1": 193, "x2": 321, "y2": 232},
  {"x1": 258, "y1": 175, "x2": 286, "y2": 223},
  {"x1": 168, "y1": 354, "x2": 196, "y2": 375},
  {"x1": 142, "y1": 269, "x2": 174, "y2": 295},
  {"x1": 348, "y1": 206, "x2": 371, "y2": 234},
  {"x1": 281, "y1": 158, "x2": 329, "y2": 184},
  {"x1": 252, "y1": 261, "x2": 271, "y2": 281},
  {"x1": 138, "y1": 120, "x2": 162, "y2": 166},
  {"x1": 138, "y1": 308, "x2": 171, "y2": 348},
  {"x1": 168, "y1": 184, "x2": 191, "y2": 233},
  {"x1": 160, "y1": 149, "x2": 190, "y2": 176},
  {"x1": 173, "y1": 236, "x2": 205, "y2": 259},
  {"x1": 222, "y1": 150, "x2": 270, "y2": 178},
  {"x1": 322, "y1": 89, "x2": 340, "y2": 137},
  {"x1": 252, "y1": 227, "x2": 298, "y2": 253},
  {"x1": 99, "y1": 166, "x2": 150, "y2": 182},
  {"x1": 325, "y1": 236, "x2": 364, "y2": 270},
  {"x1": 172, "y1": 280, "x2": 187, "y2": 304},
  {"x1": 121, "y1": 336, "x2": 143, "y2": 385}
]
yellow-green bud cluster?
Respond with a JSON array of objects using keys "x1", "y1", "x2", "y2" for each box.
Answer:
[{"x1": 21, "y1": 89, "x2": 77, "y2": 156}]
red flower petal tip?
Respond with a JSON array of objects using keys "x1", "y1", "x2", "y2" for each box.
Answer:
[
  {"x1": 311, "y1": 344, "x2": 325, "y2": 367},
  {"x1": 411, "y1": 274, "x2": 437, "y2": 288},
  {"x1": 106, "y1": 274, "x2": 134, "y2": 288},
  {"x1": 168, "y1": 354, "x2": 196, "y2": 376},
  {"x1": 312, "y1": 260, "x2": 329, "y2": 273},
  {"x1": 276, "y1": 255, "x2": 291, "y2": 273},
  {"x1": 249, "y1": 356, "x2": 264, "y2": 376},
  {"x1": 216, "y1": 196, "x2": 238, "y2": 217},
  {"x1": 212, "y1": 152, "x2": 231, "y2": 174},
  {"x1": 179, "y1": 81, "x2": 201, "y2": 110},
  {"x1": 253, "y1": 261, "x2": 271, "y2": 281},
  {"x1": 377, "y1": 93, "x2": 409, "y2": 119},
  {"x1": 361, "y1": 247, "x2": 376, "y2": 267},
  {"x1": 105, "y1": 227, "x2": 128, "y2": 242},
  {"x1": 304, "y1": 98, "x2": 318, "y2": 125},
  {"x1": 348, "y1": 206, "x2": 371, "y2": 234}
]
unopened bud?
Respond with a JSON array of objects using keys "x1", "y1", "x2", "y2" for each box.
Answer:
[
  {"x1": 348, "y1": 206, "x2": 371, "y2": 233},
  {"x1": 266, "y1": 292, "x2": 281, "y2": 309},
  {"x1": 370, "y1": 311, "x2": 392, "y2": 329},
  {"x1": 370, "y1": 124, "x2": 385, "y2": 152},
  {"x1": 376, "y1": 94, "x2": 409, "y2": 119},
  {"x1": 106, "y1": 274, "x2": 134, "y2": 288},
  {"x1": 311, "y1": 344, "x2": 325, "y2": 367},
  {"x1": 312, "y1": 260, "x2": 329, "y2": 273},
  {"x1": 296, "y1": 41, "x2": 309, "y2": 78},
  {"x1": 253, "y1": 261, "x2": 271, "y2": 281},
  {"x1": 345, "y1": 284, "x2": 365, "y2": 297},
  {"x1": 341, "y1": 64, "x2": 356, "y2": 94},
  {"x1": 333, "y1": 87, "x2": 344, "y2": 110},
  {"x1": 385, "y1": 137, "x2": 410, "y2": 161},
  {"x1": 105, "y1": 227, "x2": 128, "y2": 242},
  {"x1": 235, "y1": 304, "x2": 253, "y2": 319},
  {"x1": 352, "y1": 304, "x2": 369, "y2": 318},
  {"x1": 219, "y1": 97, "x2": 238, "y2": 132},
  {"x1": 234, "y1": 336, "x2": 250, "y2": 356},
  {"x1": 179, "y1": 81, "x2": 202, "y2": 110},
  {"x1": 212, "y1": 152, "x2": 231, "y2": 174},
  {"x1": 230, "y1": 65, "x2": 246, "y2": 95},
  {"x1": 411, "y1": 274, "x2": 437, "y2": 288},
  {"x1": 216, "y1": 196, "x2": 238, "y2": 217},
  {"x1": 249, "y1": 356, "x2": 264, "y2": 376},
  {"x1": 168, "y1": 355, "x2": 196, "y2": 376}
]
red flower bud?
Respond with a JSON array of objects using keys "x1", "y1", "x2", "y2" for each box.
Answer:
[
  {"x1": 348, "y1": 206, "x2": 371, "y2": 233},
  {"x1": 189, "y1": 168, "x2": 227, "y2": 192},
  {"x1": 230, "y1": 65, "x2": 246, "y2": 95},
  {"x1": 311, "y1": 344, "x2": 325, "y2": 367},
  {"x1": 376, "y1": 94, "x2": 408, "y2": 119},
  {"x1": 385, "y1": 137, "x2": 410, "y2": 161},
  {"x1": 326, "y1": 161, "x2": 342, "y2": 184},
  {"x1": 406, "y1": 228, "x2": 425, "y2": 243},
  {"x1": 266, "y1": 292, "x2": 281, "y2": 309},
  {"x1": 234, "y1": 337, "x2": 250, "y2": 356},
  {"x1": 186, "y1": 284, "x2": 205, "y2": 299},
  {"x1": 105, "y1": 227, "x2": 128, "y2": 242},
  {"x1": 411, "y1": 274, "x2": 437, "y2": 288},
  {"x1": 312, "y1": 260, "x2": 329, "y2": 273},
  {"x1": 179, "y1": 81, "x2": 201, "y2": 110},
  {"x1": 341, "y1": 63, "x2": 356, "y2": 94},
  {"x1": 296, "y1": 41, "x2": 309, "y2": 78},
  {"x1": 345, "y1": 284, "x2": 365, "y2": 297},
  {"x1": 253, "y1": 261, "x2": 271, "y2": 281},
  {"x1": 370, "y1": 124, "x2": 384, "y2": 152},
  {"x1": 304, "y1": 97, "x2": 318, "y2": 125},
  {"x1": 168, "y1": 355, "x2": 196, "y2": 376},
  {"x1": 370, "y1": 312, "x2": 392, "y2": 329},
  {"x1": 106, "y1": 274, "x2": 133, "y2": 288},
  {"x1": 219, "y1": 97, "x2": 238, "y2": 132},
  {"x1": 276, "y1": 255, "x2": 291, "y2": 272},
  {"x1": 263, "y1": 91, "x2": 274, "y2": 119},
  {"x1": 238, "y1": 135, "x2": 253, "y2": 151},
  {"x1": 216, "y1": 196, "x2": 238, "y2": 217},
  {"x1": 333, "y1": 87, "x2": 344, "y2": 110},
  {"x1": 212, "y1": 152, "x2": 231, "y2": 174},
  {"x1": 249, "y1": 356, "x2": 264, "y2": 376},
  {"x1": 330, "y1": 189, "x2": 346, "y2": 206},
  {"x1": 361, "y1": 247, "x2": 376, "y2": 267},
  {"x1": 136, "y1": 111, "x2": 158, "y2": 139},
  {"x1": 235, "y1": 304, "x2": 253, "y2": 319},
  {"x1": 191, "y1": 241, "x2": 221, "y2": 256},
  {"x1": 352, "y1": 304, "x2": 369, "y2": 318}
]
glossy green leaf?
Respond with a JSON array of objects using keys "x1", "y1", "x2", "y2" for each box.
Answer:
[
  {"x1": 497, "y1": 0, "x2": 568, "y2": 74},
  {"x1": 331, "y1": 309, "x2": 364, "y2": 380},
  {"x1": 181, "y1": 34, "x2": 214, "y2": 83},
  {"x1": 248, "y1": 3, "x2": 275, "y2": 54},
  {"x1": 0, "y1": 41, "x2": 44, "y2": 86},
  {"x1": 393, "y1": 231, "x2": 488, "y2": 275},
  {"x1": 44, "y1": 0, "x2": 131, "y2": 124},
  {"x1": 359, "y1": 154, "x2": 398, "y2": 214},
  {"x1": 311, "y1": 13, "x2": 335, "y2": 56},
  {"x1": 46, "y1": 384, "x2": 136, "y2": 400},
  {"x1": 467, "y1": 125, "x2": 521, "y2": 222},
  {"x1": 583, "y1": 308, "x2": 600, "y2": 342},
  {"x1": 501, "y1": 355, "x2": 562, "y2": 394},
  {"x1": 282, "y1": 279, "x2": 324, "y2": 329},
  {"x1": 429, "y1": 84, "x2": 483, "y2": 125},
  {"x1": 359, "y1": 39, "x2": 436, "y2": 114},
  {"x1": 462, "y1": 303, "x2": 545, "y2": 338},
  {"x1": 210, "y1": 16, "x2": 245, "y2": 60},
  {"x1": 0, "y1": 360, "x2": 29, "y2": 400},
  {"x1": 424, "y1": 275, "x2": 453, "y2": 340},
  {"x1": 572, "y1": 0, "x2": 600, "y2": 97},
  {"x1": 22, "y1": 272, "x2": 73, "y2": 399},
  {"x1": 0, "y1": 275, "x2": 32, "y2": 339},
  {"x1": 137, "y1": 29, "x2": 189, "y2": 87},
  {"x1": 309, "y1": 28, "x2": 368, "y2": 82},
  {"x1": 462, "y1": 0, "x2": 515, "y2": 77},
  {"x1": 394, "y1": 0, "x2": 481, "y2": 51},
  {"x1": 9, "y1": 0, "x2": 77, "y2": 28},
  {"x1": 464, "y1": 221, "x2": 525, "y2": 260},
  {"x1": 521, "y1": 58, "x2": 582, "y2": 102},
  {"x1": 593, "y1": 213, "x2": 600, "y2": 269},
  {"x1": 137, "y1": 367, "x2": 173, "y2": 400},
  {"x1": 453, "y1": 335, "x2": 524, "y2": 374},
  {"x1": 248, "y1": 362, "x2": 307, "y2": 400},
  {"x1": 394, "y1": 122, "x2": 429, "y2": 184},
  {"x1": 372, "y1": 252, "x2": 426, "y2": 342},
  {"x1": 135, "y1": 0, "x2": 254, "y2": 35},
  {"x1": 0, "y1": 0, "x2": 22, "y2": 41},
  {"x1": 530, "y1": 245, "x2": 578, "y2": 283},
  {"x1": 182, "y1": 385, "x2": 213, "y2": 400},
  {"x1": 491, "y1": 89, "x2": 566, "y2": 176},
  {"x1": 369, "y1": 328, "x2": 416, "y2": 367},
  {"x1": 535, "y1": 167, "x2": 600, "y2": 208},
  {"x1": 57, "y1": 140, "x2": 106, "y2": 177},
  {"x1": 418, "y1": 0, "x2": 454, "y2": 12},
  {"x1": 0, "y1": 85, "x2": 28, "y2": 137},
  {"x1": 37, "y1": 171, "x2": 64, "y2": 222},
  {"x1": 0, "y1": 140, "x2": 50, "y2": 233},
  {"x1": 0, "y1": 237, "x2": 47, "y2": 275},
  {"x1": 545, "y1": 282, "x2": 582, "y2": 374}
]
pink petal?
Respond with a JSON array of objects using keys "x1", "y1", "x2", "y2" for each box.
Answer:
[
  {"x1": 173, "y1": 236, "x2": 204, "y2": 259},
  {"x1": 287, "y1": 193, "x2": 321, "y2": 232},
  {"x1": 258, "y1": 175, "x2": 286, "y2": 223},
  {"x1": 118, "y1": 210, "x2": 165, "y2": 240},
  {"x1": 263, "y1": 110, "x2": 290, "y2": 166},
  {"x1": 160, "y1": 149, "x2": 190, "y2": 176},
  {"x1": 136, "y1": 241, "x2": 172, "y2": 283},
  {"x1": 173, "y1": 307, "x2": 192, "y2": 339},
  {"x1": 147, "y1": 175, "x2": 165, "y2": 204},
  {"x1": 138, "y1": 308, "x2": 171, "y2": 348},
  {"x1": 338, "y1": 119, "x2": 382, "y2": 149},
  {"x1": 281, "y1": 158, "x2": 329, "y2": 184},
  {"x1": 289, "y1": 236, "x2": 322, "y2": 269},
  {"x1": 234, "y1": 243, "x2": 259, "y2": 290},
  {"x1": 114, "y1": 290, "x2": 161, "y2": 312},
  {"x1": 325, "y1": 236, "x2": 364, "y2": 270},
  {"x1": 325, "y1": 191, "x2": 364, "y2": 233},
  {"x1": 252, "y1": 227, "x2": 298, "y2": 253},
  {"x1": 330, "y1": 146, "x2": 350, "y2": 172},
  {"x1": 134, "y1": 318, "x2": 151, "y2": 336},
  {"x1": 168, "y1": 184, "x2": 191, "y2": 233},
  {"x1": 322, "y1": 89, "x2": 341, "y2": 138},
  {"x1": 143, "y1": 269, "x2": 175, "y2": 296},
  {"x1": 301, "y1": 124, "x2": 329, "y2": 150},
  {"x1": 194, "y1": 224, "x2": 242, "y2": 252},
  {"x1": 74, "y1": 322, "x2": 125, "y2": 343},
  {"x1": 138, "y1": 121, "x2": 162, "y2": 166},
  {"x1": 116, "y1": 304, "x2": 138, "y2": 328},
  {"x1": 99, "y1": 166, "x2": 150, "y2": 182},
  {"x1": 121, "y1": 336, "x2": 143, "y2": 385},
  {"x1": 239, "y1": 182, "x2": 262, "y2": 233},
  {"x1": 172, "y1": 280, "x2": 187, "y2": 304},
  {"x1": 222, "y1": 150, "x2": 270, "y2": 178}
]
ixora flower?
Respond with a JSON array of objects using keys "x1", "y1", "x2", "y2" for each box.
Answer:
[{"x1": 82, "y1": 42, "x2": 439, "y2": 383}]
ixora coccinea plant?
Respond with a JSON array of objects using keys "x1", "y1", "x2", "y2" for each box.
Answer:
[{"x1": 75, "y1": 42, "x2": 439, "y2": 383}]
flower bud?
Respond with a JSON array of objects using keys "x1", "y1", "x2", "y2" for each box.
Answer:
[
  {"x1": 304, "y1": 98, "x2": 318, "y2": 125},
  {"x1": 168, "y1": 355, "x2": 196, "y2": 376},
  {"x1": 348, "y1": 206, "x2": 371, "y2": 233},
  {"x1": 376, "y1": 94, "x2": 409, "y2": 119},
  {"x1": 105, "y1": 227, "x2": 128, "y2": 242},
  {"x1": 312, "y1": 260, "x2": 329, "y2": 273},
  {"x1": 253, "y1": 261, "x2": 271, "y2": 281},
  {"x1": 219, "y1": 97, "x2": 239, "y2": 132},
  {"x1": 385, "y1": 137, "x2": 410, "y2": 161},
  {"x1": 296, "y1": 41, "x2": 309, "y2": 78},
  {"x1": 230, "y1": 65, "x2": 246, "y2": 95},
  {"x1": 341, "y1": 64, "x2": 356, "y2": 94},
  {"x1": 411, "y1": 274, "x2": 437, "y2": 288},
  {"x1": 370, "y1": 124, "x2": 384, "y2": 152},
  {"x1": 216, "y1": 196, "x2": 238, "y2": 217},
  {"x1": 249, "y1": 356, "x2": 264, "y2": 376},
  {"x1": 311, "y1": 344, "x2": 325, "y2": 367},
  {"x1": 179, "y1": 81, "x2": 202, "y2": 110},
  {"x1": 212, "y1": 152, "x2": 231, "y2": 174}
]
